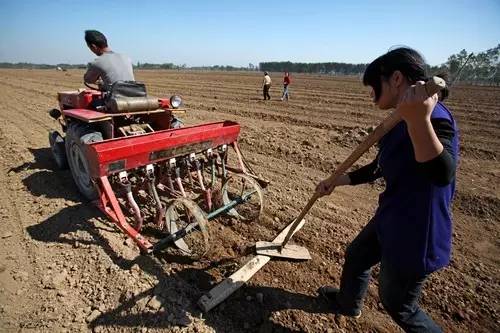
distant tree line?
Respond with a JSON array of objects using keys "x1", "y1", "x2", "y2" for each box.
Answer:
[
  {"x1": 135, "y1": 62, "x2": 178, "y2": 69},
  {"x1": 0, "y1": 61, "x2": 255, "y2": 72},
  {"x1": 260, "y1": 44, "x2": 500, "y2": 85},
  {"x1": 189, "y1": 65, "x2": 256, "y2": 71},
  {"x1": 259, "y1": 61, "x2": 367, "y2": 75},
  {"x1": 0, "y1": 62, "x2": 86, "y2": 69},
  {"x1": 135, "y1": 62, "x2": 190, "y2": 70},
  {"x1": 1, "y1": 44, "x2": 498, "y2": 85},
  {"x1": 429, "y1": 44, "x2": 499, "y2": 85},
  {"x1": 135, "y1": 63, "x2": 256, "y2": 71}
]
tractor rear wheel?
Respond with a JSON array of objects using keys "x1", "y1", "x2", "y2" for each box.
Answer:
[
  {"x1": 65, "y1": 122, "x2": 103, "y2": 200},
  {"x1": 49, "y1": 130, "x2": 68, "y2": 169}
]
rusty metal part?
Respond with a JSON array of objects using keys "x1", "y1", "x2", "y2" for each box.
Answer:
[
  {"x1": 195, "y1": 160, "x2": 206, "y2": 191},
  {"x1": 145, "y1": 165, "x2": 166, "y2": 228},
  {"x1": 118, "y1": 123, "x2": 154, "y2": 136},
  {"x1": 174, "y1": 166, "x2": 187, "y2": 197},
  {"x1": 165, "y1": 161, "x2": 175, "y2": 192}
]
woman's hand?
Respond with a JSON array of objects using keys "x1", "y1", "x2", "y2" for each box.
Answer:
[
  {"x1": 396, "y1": 81, "x2": 438, "y2": 126},
  {"x1": 315, "y1": 174, "x2": 351, "y2": 197},
  {"x1": 316, "y1": 178, "x2": 335, "y2": 197},
  {"x1": 397, "y1": 81, "x2": 444, "y2": 162}
]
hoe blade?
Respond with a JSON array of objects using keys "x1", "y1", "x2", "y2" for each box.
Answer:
[{"x1": 255, "y1": 241, "x2": 311, "y2": 260}]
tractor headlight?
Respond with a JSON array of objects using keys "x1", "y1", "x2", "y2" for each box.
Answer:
[{"x1": 170, "y1": 95, "x2": 182, "y2": 109}]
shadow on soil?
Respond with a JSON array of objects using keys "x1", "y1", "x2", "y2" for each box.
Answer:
[
  {"x1": 23, "y1": 147, "x2": 331, "y2": 332},
  {"x1": 10, "y1": 147, "x2": 81, "y2": 201},
  {"x1": 27, "y1": 201, "x2": 331, "y2": 332},
  {"x1": 7, "y1": 147, "x2": 55, "y2": 174}
]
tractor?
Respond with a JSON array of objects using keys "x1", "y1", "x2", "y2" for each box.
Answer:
[{"x1": 48, "y1": 80, "x2": 266, "y2": 258}]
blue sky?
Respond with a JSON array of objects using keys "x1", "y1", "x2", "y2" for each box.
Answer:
[{"x1": 0, "y1": 0, "x2": 499, "y2": 66}]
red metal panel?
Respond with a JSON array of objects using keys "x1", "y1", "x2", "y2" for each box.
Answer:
[
  {"x1": 96, "y1": 176, "x2": 153, "y2": 252},
  {"x1": 85, "y1": 121, "x2": 240, "y2": 177},
  {"x1": 63, "y1": 109, "x2": 111, "y2": 122},
  {"x1": 158, "y1": 98, "x2": 171, "y2": 109},
  {"x1": 58, "y1": 90, "x2": 101, "y2": 109}
]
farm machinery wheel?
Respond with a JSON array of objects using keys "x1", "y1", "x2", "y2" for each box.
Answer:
[
  {"x1": 164, "y1": 198, "x2": 210, "y2": 259},
  {"x1": 65, "y1": 122, "x2": 103, "y2": 200},
  {"x1": 222, "y1": 173, "x2": 264, "y2": 221},
  {"x1": 48, "y1": 130, "x2": 68, "y2": 169}
]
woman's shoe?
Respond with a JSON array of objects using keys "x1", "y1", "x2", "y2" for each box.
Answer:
[{"x1": 318, "y1": 286, "x2": 362, "y2": 319}]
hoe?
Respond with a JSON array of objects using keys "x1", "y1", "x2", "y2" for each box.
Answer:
[
  {"x1": 256, "y1": 77, "x2": 446, "y2": 258},
  {"x1": 48, "y1": 81, "x2": 267, "y2": 258}
]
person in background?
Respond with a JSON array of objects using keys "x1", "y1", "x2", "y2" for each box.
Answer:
[
  {"x1": 281, "y1": 71, "x2": 291, "y2": 101},
  {"x1": 316, "y1": 47, "x2": 458, "y2": 333},
  {"x1": 83, "y1": 30, "x2": 135, "y2": 89},
  {"x1": 263, "y1": 71, "x2": 272, "y2": 100}
]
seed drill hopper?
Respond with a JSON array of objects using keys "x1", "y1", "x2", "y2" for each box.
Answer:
[{"x1": 48, "y1": 81, "x2": 266, "y2": 257}]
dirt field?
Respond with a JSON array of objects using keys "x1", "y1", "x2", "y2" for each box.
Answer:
[{"x1": 0, "y1": 69, "x2": 498, "y2": 333}]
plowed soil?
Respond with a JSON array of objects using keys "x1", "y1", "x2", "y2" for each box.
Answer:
[{"x1": 0, "y1": 69, "x2": 498, "y2": 333}]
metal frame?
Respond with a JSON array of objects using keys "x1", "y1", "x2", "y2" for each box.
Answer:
[{"x1": 87, "y1": 121, "x2": 265, "y2": 254}]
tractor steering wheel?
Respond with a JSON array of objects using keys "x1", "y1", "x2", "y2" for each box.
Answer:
[
  {"x1": 84, "y1": 77, "x2": 105, "y2": 91},
  {"x1": 84, "y1": 81, "x2": 101, "y2": 91}
]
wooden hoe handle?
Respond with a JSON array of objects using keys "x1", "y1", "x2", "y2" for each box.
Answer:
[{"x1": 280, "y1": 76, "x2": 446, "y2": 248}]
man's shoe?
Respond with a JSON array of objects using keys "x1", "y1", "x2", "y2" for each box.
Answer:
[{"x1": 318, "y1": 286, "x2": 362, "y2": 319}]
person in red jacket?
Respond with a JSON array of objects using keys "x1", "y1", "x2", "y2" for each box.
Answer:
[{"x1": 281, "y1": 72, "x2": 291, "y2": 101}]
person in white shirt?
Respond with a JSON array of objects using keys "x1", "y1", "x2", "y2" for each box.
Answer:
[{"x1": 262, "y1": 71, "x2": 272, "y2": 100}]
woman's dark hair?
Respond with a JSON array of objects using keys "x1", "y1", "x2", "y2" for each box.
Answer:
[
  {"x1": 85, "y1": 30, "x2": 108, "y2": 48},
  {"x1": 363, "y1": 47, "x2": 449, "y2": 101}
]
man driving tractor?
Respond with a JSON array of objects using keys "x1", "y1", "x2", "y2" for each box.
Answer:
[{"x1": 84, "y1": 30, "x2": 135, "y2": 89}]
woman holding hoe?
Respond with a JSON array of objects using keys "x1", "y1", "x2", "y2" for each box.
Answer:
[{"x1": 317, "y1": 47, "x2": 458, "y2": 333}]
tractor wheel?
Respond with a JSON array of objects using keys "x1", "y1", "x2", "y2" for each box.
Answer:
[
  {"x1": 164, "y1": 198, "x2": 210, "y2": 259},
  {"x1": 170, "y1": 116, "x2": 183, "y2": 129},
  {"x1": 48, "y1": 130, "x2": 68, "y2": 169},
  {"x1": 65, "y1": 122, "x2": 103, "y2": 200},
  {"x1": 221, "y1": 173, "x2": 264, "y2": 222}
]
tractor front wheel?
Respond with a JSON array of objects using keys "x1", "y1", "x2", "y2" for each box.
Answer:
[
  {"x1": 65, "y1": 122, "x2": 103, "y2": 200},
  {"x1": 49, "y1": 130, "x2": 68, "y2": 169}
]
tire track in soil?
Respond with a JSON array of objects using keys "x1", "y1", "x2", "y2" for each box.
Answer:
[{"x1": 0, "y1": 133, "x2": 41, "y2": 331}]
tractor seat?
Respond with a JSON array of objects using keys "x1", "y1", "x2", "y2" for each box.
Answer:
[{"x1": 105, "y1": 81, "x2": 160, "y2": 113}]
